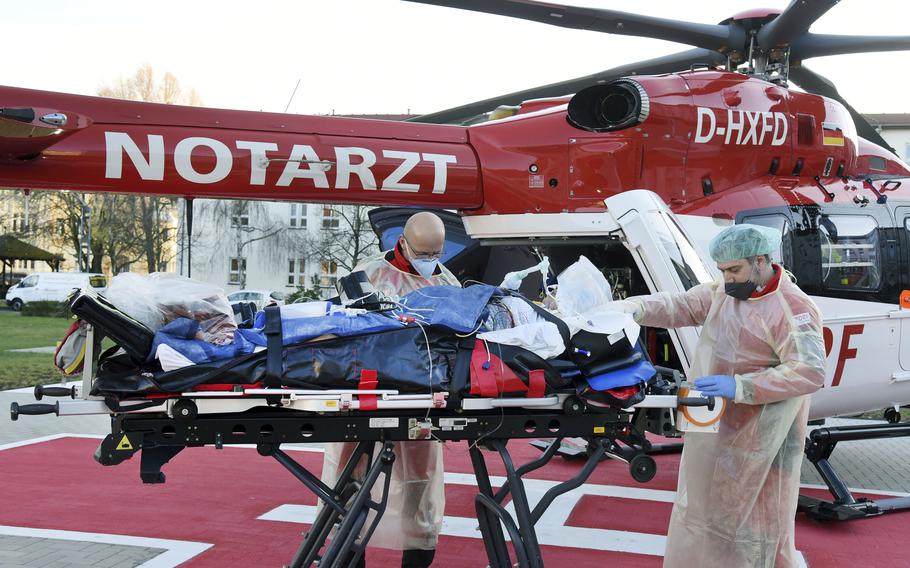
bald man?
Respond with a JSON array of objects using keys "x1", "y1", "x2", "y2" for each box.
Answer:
[{"x1": 322, "y1": 211, "x2": 459, "y2": 568}]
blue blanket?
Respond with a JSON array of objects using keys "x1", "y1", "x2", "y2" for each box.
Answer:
[{"x1": 150, "y1": 284, "x2": 498, "y2": 365}]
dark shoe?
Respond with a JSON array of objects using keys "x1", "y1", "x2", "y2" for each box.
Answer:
[{"x1": 401, "y1": 548, "x2": 435, "y2": 568}]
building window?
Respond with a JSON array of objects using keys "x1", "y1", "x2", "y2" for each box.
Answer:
[
  {"x1": 55, "y1": 218, "x2": 66, "y2": 236},
  {"x1": 320, "y1": 260, "x2": 338, "y2": 288},
  {"x1": 230, "y1": 202, "x2": 250, "y2": 228},
  {"x1": 229, "y1": 257, "x2": 247, "y2": 285},
  {"x1": 290, "y1": 203, "x2": 307, "y2": 228},
  {"x1": 11, "y1": 212, "x2": 24, "y2": 233},
  {"x1": 819, "y1": 215, "x2": 880, "y2": 290},
  {"x1": 288, "y1": 258, "x2": 306, "y2": 287},
  {"x1": 321, "y1": 207, "x2": 339, "y2": 230}
]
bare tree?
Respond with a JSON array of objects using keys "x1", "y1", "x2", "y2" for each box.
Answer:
[
  {"x1": 97, "y1": 64, "x2": 202, "y2": 273},
  {"x1": 204, "y1": 200, "x2": 287, "y2": 289},
  {"x1": 305, "y1": 205, "x2": 379, "y2": 275}
]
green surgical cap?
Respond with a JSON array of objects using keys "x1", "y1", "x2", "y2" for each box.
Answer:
[{"x1": 709, "y1": 224, "x2": 782, "y2": 263}]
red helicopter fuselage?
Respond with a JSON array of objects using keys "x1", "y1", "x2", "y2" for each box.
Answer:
[{"x1": 0, "y1": 70, "x2": 907, "y2": 218}]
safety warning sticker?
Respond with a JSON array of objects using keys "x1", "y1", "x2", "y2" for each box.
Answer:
[
  {"x1": 369, "y1": 417, "x2": 399, "y2": 428},
  {"x1": 438, "y1": 418, "x2": 478, "y2": 431}
]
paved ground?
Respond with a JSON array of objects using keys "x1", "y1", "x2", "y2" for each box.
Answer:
[
  {"x1": 0, "y1": 534, "x2": 164, "y2": 568},
  {"x1": 1, "y1": 386, "x2": 908, "y2": 567}
]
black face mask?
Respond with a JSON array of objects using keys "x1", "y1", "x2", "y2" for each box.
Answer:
[
  {"x1": 725, "y1": 259, "x2": 762, "y2": 300},
  {"x1": 725, "y1": 280, "x2": 757, "y2": 300}
]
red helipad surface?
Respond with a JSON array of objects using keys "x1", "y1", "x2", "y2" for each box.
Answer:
[{"x1": 0, "y1": 435, "x2": 907, "y2": 567}]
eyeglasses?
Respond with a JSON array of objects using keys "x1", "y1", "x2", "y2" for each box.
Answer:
[{"x1": 403, "y1": 237, "x2": 444, "y2": 261}]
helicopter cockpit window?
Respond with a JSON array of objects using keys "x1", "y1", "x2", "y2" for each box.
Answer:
[
  {"x1": 819, "y1": 215, "x2": 881, "y2": 290},
  {"x1": 740, "y1": 214, "x2": 792, "y2": 268},
  {"x1": 650, "y1": 211, "x2": 714, "y2": 290}
]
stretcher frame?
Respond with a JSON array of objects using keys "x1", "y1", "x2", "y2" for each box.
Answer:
[{"x1": 94, "y1": 404, "x2": 652, "y2": 568}]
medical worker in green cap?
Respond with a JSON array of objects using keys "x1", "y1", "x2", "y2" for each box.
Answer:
[{"x1": 610, "y1": 223, "x2": 826, "y2": 567}]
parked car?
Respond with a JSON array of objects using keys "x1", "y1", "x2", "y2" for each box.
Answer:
[
  {"x1": 5, "y1": 272, "x2": 107, "y2": 311},
  {"x1": 226, "y1": 289, "x2": 286, "y2": 311}
]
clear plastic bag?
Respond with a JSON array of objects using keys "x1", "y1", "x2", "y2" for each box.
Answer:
[
  {"x1": 554, "y1": 255, "x2": 614, "y2": 318},
  {"x1": 103, "y1": 272, "x2": 237, "y2": 345}
]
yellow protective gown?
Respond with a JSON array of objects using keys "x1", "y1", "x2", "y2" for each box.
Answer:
[
  {"x1": 321, "y1": 251, "x2": 460, "y2": 551},
  {"x1": 623, "y1": 271, "x2": 825, "y2": 568}
]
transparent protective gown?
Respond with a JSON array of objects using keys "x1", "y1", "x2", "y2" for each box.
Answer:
[
  {"x1": 321, "y1": 252, "x2": 460, "y2": 551},
  {"x1": 624, "y1": 273, "x2": 825, "y2": 568}
]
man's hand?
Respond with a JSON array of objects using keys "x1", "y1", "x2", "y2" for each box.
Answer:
[
  {"x1": 604, "y1": 299, "x2": 640, "y2": 318},
  {"x1": 694, "y1": 375, "x2": 736, "y2": 400}
]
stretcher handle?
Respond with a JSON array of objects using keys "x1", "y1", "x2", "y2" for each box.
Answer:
[
  {"x1": 677, "y1": 396, "x2": 716, "y2": 412},
  {"x1": 34, "y1": 385, "x2": 77, "y2": 400},
  {"x1": 10, "y1": 402, "x2": 58, "y2": 421}
]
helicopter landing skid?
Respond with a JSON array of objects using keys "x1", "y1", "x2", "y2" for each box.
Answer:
[{"x1": 799, "y1": 422, "x2": 910, "y2": 521}]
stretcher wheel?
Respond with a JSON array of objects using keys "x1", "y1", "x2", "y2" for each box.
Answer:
[
  {"x1": 172, "y1": 399, "x2": 198, "y2": 421},
  {"x1": 629, "y1": 454, "x2": 656, "y2": 483},
  {"x1": 563, "y1": 396, "x2": 584, "y2": 415}
]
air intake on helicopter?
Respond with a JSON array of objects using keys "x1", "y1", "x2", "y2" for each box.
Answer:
[{"x1": 566, "y1": 79, "x2": 649, "y2": 133}]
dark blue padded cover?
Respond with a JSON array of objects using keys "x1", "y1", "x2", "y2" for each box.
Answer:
[{"x1": 585, "y1": 354, "x2": 655, "y2": 391}]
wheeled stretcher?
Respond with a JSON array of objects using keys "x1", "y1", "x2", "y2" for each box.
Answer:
[{"x1": 10, "y1": 288, "x2": 719, "y2": 567}]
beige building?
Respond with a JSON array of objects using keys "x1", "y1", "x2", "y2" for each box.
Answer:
[{"x1": 863, "y1": 113, "x2": 910, "y2": 164}]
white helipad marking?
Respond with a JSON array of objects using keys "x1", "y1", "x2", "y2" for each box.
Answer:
[
  {"x1": 0, "y1": 525, "x2": 211, "y2": 568},
  {"x1": 260, "y1": 472, "x2": 813, "y2": 561},
  {"x1": 7, "y1": 346, "x2": 57, "y2": 354},
  {"x1": 0, "y1": 433, "x2": 103, "y2": 451},
  {"x1": 5, "y1": 379, "x2": 79, "y2": 394}
]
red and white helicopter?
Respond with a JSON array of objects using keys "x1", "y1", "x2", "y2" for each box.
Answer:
[{"x1": 2, "y1": 0, "x2": 910, "y2": 520}]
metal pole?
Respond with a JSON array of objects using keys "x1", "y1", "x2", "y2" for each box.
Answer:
[
  {"x1": 83, "y1": 198, "x2": 92, "y2": 272},
  {"x1": 186, "y1": 198, "x2": 193, "y2": 278},
  {"x1": 77, "y1": 200, "x2": 84, "y2": 272}
]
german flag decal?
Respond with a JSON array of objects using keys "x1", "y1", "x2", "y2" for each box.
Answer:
[{"x1": 822, "y1": 122, "x2": 845, "y2": 146}]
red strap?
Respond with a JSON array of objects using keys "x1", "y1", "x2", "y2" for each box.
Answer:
[
  {"x1": 470, "y1": 345, "x2": 498, "y2": 397},
  {"x1": 527, "y1": 370, "x2": 546, "y2": 399},
  {"x1": 359, "y1": 369, "x2": 378, "y2": 410}
]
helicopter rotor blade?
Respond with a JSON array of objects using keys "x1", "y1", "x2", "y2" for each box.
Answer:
[
  {"x1": 403, "y1": 0, "x2": 742, "y2": 52},
  {"x1": 756, "y1": 0, "x2": 839, "y2": 48},
  {"x1": 407, "y1": 48, "x2": 725, "y2": 125},
  {"x1": 792, "y1": 33, "x2": 910, "y2": 60},
  {"x1": 788, "y1": 64, "x2": 895, "y2": 154}
]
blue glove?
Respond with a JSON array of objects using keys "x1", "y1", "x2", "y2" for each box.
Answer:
[{"x1": 694, "y1": 375, "x2": 736, "y2": 400}]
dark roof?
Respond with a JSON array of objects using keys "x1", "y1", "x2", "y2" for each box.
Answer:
[
  {"x1": 862, "y1": 114, "x2": 910, "y2": 128},
  {"x1": 0, "y1": 234, "x2": 64, "y2": 262}
]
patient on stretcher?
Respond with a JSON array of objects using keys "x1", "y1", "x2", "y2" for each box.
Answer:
[{"x1": 65, "y1": 257, "x2": 654, "y2": 409}]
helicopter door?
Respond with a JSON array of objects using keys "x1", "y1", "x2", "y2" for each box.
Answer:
[
  {"x1": 897, "y1": 206, "x2": 910, "y2": 372},
  {"x1": 898, "y1": 207, "x2": 910, "y2": 290},
  {"x1": 604, "y1": 190, "x2": 717, "y2": 376}
]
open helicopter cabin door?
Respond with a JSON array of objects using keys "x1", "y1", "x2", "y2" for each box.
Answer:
[{"x1": 604, "y1": 190, "x2": 718, "y2": 375}]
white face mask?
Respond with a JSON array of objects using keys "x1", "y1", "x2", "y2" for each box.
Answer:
[{"x1": 410, "y1": 258, "x2": 438, "y2": 279}]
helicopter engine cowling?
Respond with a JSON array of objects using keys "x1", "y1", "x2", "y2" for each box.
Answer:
[{"x1": 566, "y1": 79, "x2": 650, "y2": 133}]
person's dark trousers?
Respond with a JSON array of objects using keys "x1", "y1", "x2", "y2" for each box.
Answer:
[{"x1": 401, "y1": 548, "x2": 435, "y2": 568}]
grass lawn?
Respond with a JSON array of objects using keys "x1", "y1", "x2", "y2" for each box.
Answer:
[{"x1": 0, "y1": 308, "x2": 72, "y2": 390}]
